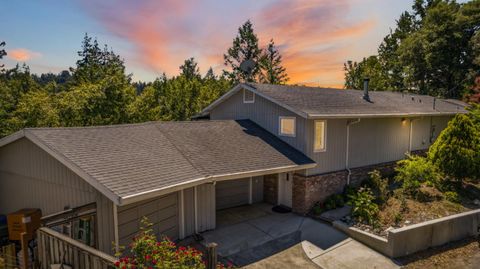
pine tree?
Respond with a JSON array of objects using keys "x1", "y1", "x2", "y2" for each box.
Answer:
[
  {"x1": 204, "y1": 67, "x2": 216, "y2": 80},
  {"x1": 179, "y1": 57, "x2": 201, "y2": 80},
  {"x1": 223, "y1": 20, "x2": 262, "y2": 83},
  {"x1": 0, "y1": 41, "x2": 6, "y2": 72},
  {"x1": 258, "y1": 39, "x2": 289, "y2": 84}
]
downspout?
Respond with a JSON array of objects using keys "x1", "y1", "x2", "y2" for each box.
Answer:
[
  {"x1": 113, "y1": 204, "x2": 120, "y2": 254},
  {"x1": 346, "y1": 118, "x2": 361, "y2": 185}
]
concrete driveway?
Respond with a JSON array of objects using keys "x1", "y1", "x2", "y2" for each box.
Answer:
[
  {"x1": 200, "y1": 203, "x2": 399, "y2": 268},
  {"x1": 200, "y1": 203, "x2": 347, "y2": 265}
]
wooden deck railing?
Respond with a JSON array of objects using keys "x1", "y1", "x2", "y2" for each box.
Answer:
[{"x1": 37, "y1": 227, "x2": 116, "y2": 269}]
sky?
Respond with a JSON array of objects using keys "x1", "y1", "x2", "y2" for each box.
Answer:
[{"x1": 1, "y1": 0, "x2": 415, "y2": 87}]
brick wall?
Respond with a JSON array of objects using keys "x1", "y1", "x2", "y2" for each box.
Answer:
[
  {"x1": 263, "y1": 174, "x2": 278, "y2": 204},
  {"x1": 292, "y1": 161, "x2": 398, "y2": 214}
]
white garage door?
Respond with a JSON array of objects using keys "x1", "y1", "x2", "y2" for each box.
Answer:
[
  {"x1": 117, "y1": 192, "x2": 178, "y2": 246},
  {"x1": 216, "y1": 178, "x2": 250, "y2": 210}
]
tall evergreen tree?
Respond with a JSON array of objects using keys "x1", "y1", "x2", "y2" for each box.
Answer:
[
  {"x1": 204, "y1": 67, "x2": 216, "y2": 80},
  {"x1": 258, "y1": 39, "x2": 289, "y2": 84},
  {"x1": 0, "y1": 41, "x2": 6, "y2": 72},
  {"x1": 223, "y1": 20, "x2": 262, "y2": 83},
  {"x1": 179, "y1": 57, "x2": 201, "y2": 80}
]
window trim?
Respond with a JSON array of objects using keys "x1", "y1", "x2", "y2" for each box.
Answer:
[
  {"x1": 278, "y1": 116, "x2": 296, "y2": 137},
  {"x1": 243, "y1": 88, "x2": 255, "y2": 103},
  {"x1": 313, "y1": 120, "x2": 327, "y2": 152}
]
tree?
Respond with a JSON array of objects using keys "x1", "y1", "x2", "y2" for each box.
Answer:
[
  {"x1": 258, "y1": 39, "x2": 289, "y2": 84},
  {"x1": 428, "y1": 114, "x2": 480, "y2": 180},
  {"x1": 179, "y1": 57, "x2": 201, "y2": 80},
  {"x1": 8, "y1": 90, "x2": 59, "y2": 130},
  {"x1": 223, "y1": 20, "x2": 262, "y2": 83},
  {"x1": 0, "y1": 41, "x2": 6, "y2": 72},
  {"x1": 344, "y1": 56, "x2": 388, "y2": 91},
  {"x1": 204, "y1": 67, "x2": 216, "y2": 81}
]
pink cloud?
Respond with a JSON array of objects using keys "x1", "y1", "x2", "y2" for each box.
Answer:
[
  {"x1": 8, "y1": 48, "x2": 42, "y2": 61},
  {"x1": 80, "y1": 0, "x2": 376, "y2": 86}
]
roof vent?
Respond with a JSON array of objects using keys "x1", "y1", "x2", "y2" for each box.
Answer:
[{"x1": 363, "y1": 78, "x2": 370, "y2": 102}]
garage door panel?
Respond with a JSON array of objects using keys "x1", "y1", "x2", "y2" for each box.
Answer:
[{"x1": 216, "y1": 178, "x2": 249, "y2": 210}]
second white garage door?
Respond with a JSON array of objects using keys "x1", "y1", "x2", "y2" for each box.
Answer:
[{"x1": 215, "y1": 178, "x2": 250, "y2": 210}]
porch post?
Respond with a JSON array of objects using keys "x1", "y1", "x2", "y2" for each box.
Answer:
[
  {"x1": 179, "y1": 189, "x2": 185, "y2": 239},
  {"x1": 194, "y1": 186, "x2": 198, "y2": 233},
  {"x1": 112, "y1": 204, "x2": 119, "y2": 254},
  {"x1": 249, "y1": 177, "x2": 253, "y2": 204}
]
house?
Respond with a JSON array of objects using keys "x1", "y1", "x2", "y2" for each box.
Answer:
[{"x1": 0, "y1": 82, "x2": 466, "y2": 255}]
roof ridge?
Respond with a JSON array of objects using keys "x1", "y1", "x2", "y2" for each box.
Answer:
[
  {"x1": 25, "y1": 121, "x2": 157, "y2": 131},
  {"x1": 153, "y1": 124, "x2": 211, "y2": 178}
]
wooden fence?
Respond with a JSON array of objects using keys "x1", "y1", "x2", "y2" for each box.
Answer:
[{"x1": 36, "y1": 227, "x2": 116, "y2": 269}]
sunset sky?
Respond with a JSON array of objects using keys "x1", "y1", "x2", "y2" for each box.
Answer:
[{"x1": 1, "y1": 0, "x2": 415, "y2": 87}]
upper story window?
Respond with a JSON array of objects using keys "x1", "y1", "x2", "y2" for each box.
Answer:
[
  {"x1": 314, "y1": 120, "x2": 326, "y2": 152},
  {"x1": 279, "y1": 116, "x2": 296, "y2": 137},
  {"x1": 243, "y1": 89, "x2": 255, "y2": 103}
]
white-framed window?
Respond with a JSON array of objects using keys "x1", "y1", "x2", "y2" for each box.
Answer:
[
  {"x1": 279, "y1": 116, "x2": 296, "y2": 137},
  {"x1": 314, "y1": 120, "x2": 326, "y2": 152},
  {"x1": 243, "y1": 89, "x2": 255, "y2": 103}
]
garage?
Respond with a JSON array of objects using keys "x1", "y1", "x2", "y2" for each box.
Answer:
[
  {"x1": 117, "y1": 192, "x2": 178, "y2": 246},
  {"x1": 215, "y1": 176, "x2": 264, "y2": 210}
]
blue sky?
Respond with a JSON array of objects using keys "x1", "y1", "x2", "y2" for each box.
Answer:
[{"x1": 1, "y1": 0, "x2": 416, "y2": 86}]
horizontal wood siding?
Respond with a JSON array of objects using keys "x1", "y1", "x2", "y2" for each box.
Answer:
[
  {"x1": 216, "y1": 178, "x2": 250, "y2": 210},
  {"x1": 210, "y1": 89, "x2": 307, "y2": 154},
  {"x1": 196, "y1": 184, "x2": 215, "y2": 232},
  {"x1": 117, "y1": 193, "x2": 178, "y2": 247}
]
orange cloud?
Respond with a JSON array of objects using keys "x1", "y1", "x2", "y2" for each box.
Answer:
[
  {"x1": 80, "y1": 0, "x2": 377, "y2": 86},
  {"x1": 8, "y1": 48, "x2": 42, "y2": 61}
]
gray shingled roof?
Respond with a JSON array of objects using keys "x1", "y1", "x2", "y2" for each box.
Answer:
[
  {"x1": 20, "y1": 120, "x2": 314, "y2": 204},
  {"x1": 244, "y1": 83, "x2": 467, "y2": 118}
]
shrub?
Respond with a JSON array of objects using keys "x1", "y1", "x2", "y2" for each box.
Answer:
[
  {"x1": 324, "y1": 194, "x2": 345, "y2": 210},
  {"x1": 365, "y1": 170, "x2": 389, "y2": 205},
  {"x1": 115, "y1": 217, "x2": 232, "y2": 269},
  {"x1": 444, "y1": 191, "x2": 460, "y2": 203},
  {"x1": 395, "y1": 155, "x2": 442, "y2": 196},
  {"x1": 348, "y1": 187, "x2": 379, "y2": 225},
  {"x1": 428, "y1": 114, "x2": 480, "y2": 181}
]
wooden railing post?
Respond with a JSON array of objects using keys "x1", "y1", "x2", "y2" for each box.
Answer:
[{"x1": 206, "y1": 242, "x2": 217, "y2": 269}]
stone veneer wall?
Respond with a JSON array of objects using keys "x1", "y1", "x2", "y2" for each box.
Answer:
[
  {"x1": 263, "y1": 174, "x2": 278, "y2": 205},
  {"x1": 292, "y1": 161, "x2": 399, "y2": 214}
]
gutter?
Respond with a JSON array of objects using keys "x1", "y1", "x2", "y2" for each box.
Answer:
[
  {"x1": 346, "y1": 118, "x2": 361, "y2": 185},
  {"x1": 308, "y1": 111, "x2": 466, "y2": 119},
  {"x1": 119, "y1": 162, "x2": 316, "y2": 206}
]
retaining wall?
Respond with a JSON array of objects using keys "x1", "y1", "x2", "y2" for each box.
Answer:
[{"x1": 333, "y1": 208, "x2": 480, "y2": 258}]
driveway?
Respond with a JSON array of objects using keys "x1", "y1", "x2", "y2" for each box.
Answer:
[
  {"x1": 200, "y1": 203, "x2": 399, "y2": 268},
  {"x1": 201, "y1": 203, "x2": 347, "y2": 265}
]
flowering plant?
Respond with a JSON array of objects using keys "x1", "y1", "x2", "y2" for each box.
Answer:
[{"x1": 114, "y1": 217, "x2": 233, "y2": 269}]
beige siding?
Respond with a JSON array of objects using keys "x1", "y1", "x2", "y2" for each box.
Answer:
[
  {"x1": 117, "y1": 192, "x2": 178, "y2": 247},
  {"x1": 411, "y1": 117, "x2": 432, "y2": 151},
  {"x1": 252, "y1": 176, "x2": 264, "y2": 203},
  {"x1": 183, "y1": 187, "x2": 195, "y2": 237},
  {"x1": 348, "y1": 118, "x2": 410, "y2": 168},
  {"x1": 210, "y1": 89, "x2": 307, "y2": 154},
  {"x1": 196, "y1": 184, "x2": 215, "y2": 232},
  {"x1": 0, "y1": 138, "x2": 114, "y2": 254},
  {"x1": 305, "y1": 119, "x2": 348, "y2": 175}
]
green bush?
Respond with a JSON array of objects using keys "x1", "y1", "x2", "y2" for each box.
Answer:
[
  {"x1": 324, "y1": 194, "x2": 345, "y2": 210},
  {"x1": 365, "y1": 170, "x2": 389, "y2": 205},
  {"x1": 395, "y1": 155, "x2": 442, "y2": 196},
  {"x1": 444, "y1": 191, "x2": 460, "y2": 203},
  {"x1": 348, "y1": 187, "x2": 379, "y2": 225},
  {"x1": 428, "y1": 114, "x2": 480, "y2": 181}
]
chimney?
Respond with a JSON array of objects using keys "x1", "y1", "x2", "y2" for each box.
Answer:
[{"x1": 363, "y1": 78, "x2": 370, "y2": 102}]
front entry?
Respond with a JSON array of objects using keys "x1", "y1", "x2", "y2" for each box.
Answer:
[{"x1": 278, "y1": 173, "x2": 293, "y2": 208}]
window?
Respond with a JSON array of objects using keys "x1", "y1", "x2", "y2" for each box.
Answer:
[
  {"x1": 243, "y1": 89, "x2": 255, "y2": 103},
  {"x1": 314, "y1": 120, "x2": 326, "y2": 152},
  {"x1": 279, "y1": 117, "x2": 296, "y2": 137}
]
